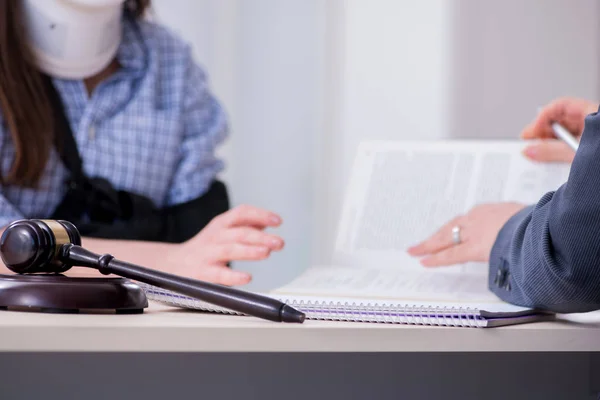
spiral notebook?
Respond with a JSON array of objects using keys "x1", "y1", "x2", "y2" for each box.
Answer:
[
  {"x1": 139, "y1": 265, "x2": 555, "y2": 328},
  {"x1": 143, "y1": 140, "x2": 568, "y2": 328}
]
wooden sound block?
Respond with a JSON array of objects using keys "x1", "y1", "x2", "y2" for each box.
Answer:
[{"x1": 0, "y1": 274, "x2": 148, "y2": 314}]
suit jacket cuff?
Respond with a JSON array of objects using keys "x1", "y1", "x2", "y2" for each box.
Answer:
[{"x1": 488, "y1": 205, "x2": 534, "y2": 296}]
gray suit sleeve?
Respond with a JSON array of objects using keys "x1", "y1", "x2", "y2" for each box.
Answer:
[{"x1": 489, "y1": 110, "x2": 600, "y2": 313}]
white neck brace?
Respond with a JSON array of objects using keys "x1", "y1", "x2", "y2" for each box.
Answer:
[{"x1": 22, "y1": 0, "x2": 126, "y2": 80}]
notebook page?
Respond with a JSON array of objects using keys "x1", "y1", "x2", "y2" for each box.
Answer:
[
  {"x1": 274, "y1": 265, "x2": 498, "y2": 303},
  {"x1": 333, "y1": 140, "x2": 570, "y2": 271},
  {"x1": 139, "y1": 282, "x2": 519, "y2": 328},
  {"x1": 270, "y1": 265, "x2": 529, "y2": 313}
]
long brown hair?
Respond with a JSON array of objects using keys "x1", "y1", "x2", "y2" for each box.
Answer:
[{"x1": 0, "y1": 0, "x2": 151, "y2": 187}]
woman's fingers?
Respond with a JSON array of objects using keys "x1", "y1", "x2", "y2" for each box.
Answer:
[
  {"x1": 521, "y1": 97, "x2": 593, "y2": 141},
  {"x1": 410, "y1": 203, "x2": 525, "y2": 267},
  {"x1": 222, "y1": 227, "x2": 284, "y2": 250},
  {"x1": 211, "y1": 242, "x2": 271, "y2": 263},
  {"x1": 211, "y1": 205, "x2": 282, "y2": 229},
  {"x1": 521, "y1": 102, "x2": 564, "y2": 140},
  {"x1": 522, "y1": 140, "x2": 575, "y2": 163},
  {"x1": 193, "y1": 264, "x2": 252, "y2": 286},
  {"x1": 407, "y1": 216, "x2": 463, "y2": 256},
  {"x1": 420, "y1": 244, "x2": 474, "y2": 267},
  {"x1": 178, "y1": 206, "x2": 285, "y2": 285}
]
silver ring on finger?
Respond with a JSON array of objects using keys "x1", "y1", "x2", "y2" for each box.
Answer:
[{"x1": 452, "y1": 225, "x2": 462, "y2": 245}]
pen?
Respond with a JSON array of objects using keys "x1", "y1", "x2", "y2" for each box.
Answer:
[
  {"x1": 536, "y1": 107, "x2": 579, "y2": 152},
  {"x1": 551, "y1": 122, "x2": 579, "y2": 152}
]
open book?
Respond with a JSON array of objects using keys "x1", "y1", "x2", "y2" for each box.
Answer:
[{"x1": 142, "y1": 140, "x2": 570, "y2": 327}]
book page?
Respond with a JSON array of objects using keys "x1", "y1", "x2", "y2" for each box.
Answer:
[
  {"x1": 333, "y1": 140, "x2": 570, "y2": 271},
  {"x1": 271, "y1": 265, "x2": 530, "y2": 313},
  {"x1": 273, "y1": 265, "x2": 499, "y2": 303}
]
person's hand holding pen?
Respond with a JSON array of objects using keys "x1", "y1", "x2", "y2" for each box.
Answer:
[{"x1": 521, "y1": 97, "x2": 598, "y2": 162}]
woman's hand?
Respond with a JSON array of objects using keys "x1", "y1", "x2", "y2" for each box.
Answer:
[
  {"x1": 521, "y1": 97, "x2": 598, "y2": 163},
  {"x1": 167, "y1": 204, "x2": 284, "y2": 286},
  {"x1": 407, "y1": 203, "x2": 525, "y2": 267}
]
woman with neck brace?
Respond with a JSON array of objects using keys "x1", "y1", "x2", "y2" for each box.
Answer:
[{"x1": 0, "y1": 0, "x2": 284, "y2": 285}]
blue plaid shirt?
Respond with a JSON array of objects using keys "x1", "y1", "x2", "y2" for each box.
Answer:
[{"x1": 0, "y1": 16, "x2": 227, "y2": 228}]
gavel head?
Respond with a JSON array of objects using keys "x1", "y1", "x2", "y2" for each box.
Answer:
[{"x1": 0, "y1": 220, "x2": 81, "y2": 274}]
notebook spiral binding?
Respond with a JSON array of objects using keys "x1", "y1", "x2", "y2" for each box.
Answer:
[{"x1": 138, "y1": 284, "x2": 487, "y2": 328}]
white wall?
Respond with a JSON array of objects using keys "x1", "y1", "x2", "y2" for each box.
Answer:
[
  {"x1": 152, "y1": 0, "x2": 600, "y2": 290},
  {"x1": 227, "y1": 1, "x2": 327, "y2": 290},
  {"x1": 153, "y1": 0, "x2": 326, "y2": 291},
  {"x1": 448, "y1": 0, "x2": 600, "y2": 139}
]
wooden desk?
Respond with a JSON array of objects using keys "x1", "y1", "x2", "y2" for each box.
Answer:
[
  {"x1": 0, "y1": 302, "x2": 598, "y2": 400},
  {"x1": 0, "y1": 301, "x2": 599, "y2": 352}
]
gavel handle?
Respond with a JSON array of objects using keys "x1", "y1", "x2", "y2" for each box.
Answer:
[{"x1": 60, "y1": 244, "x2": 300, "y2": 322}]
